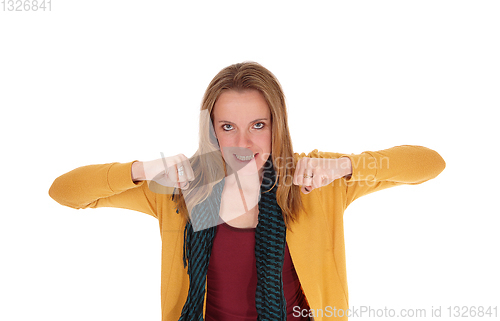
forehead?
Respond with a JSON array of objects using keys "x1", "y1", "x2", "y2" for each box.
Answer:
[{"x1": 213, "y1": 89, "x2": 270, "y2": 120}]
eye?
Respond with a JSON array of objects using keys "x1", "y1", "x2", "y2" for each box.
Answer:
[
  {"x1": 222, "y1": 124, "x2": 233, "y2": 131},
  {"x1": 254, "y1": 122, "x2": 265, "y2": 129}
]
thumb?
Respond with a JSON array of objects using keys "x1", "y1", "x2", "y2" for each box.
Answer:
[{"x1": 301, "y1": 185, "x2": 312, "y2": 194}]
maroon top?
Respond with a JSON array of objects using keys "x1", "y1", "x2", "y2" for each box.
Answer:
[{"x1": 205, "y1": 221, "x2": 310, "y2": 320}]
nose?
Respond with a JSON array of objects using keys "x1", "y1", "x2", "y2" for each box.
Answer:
[{"x1": 235, "y1": 131, "x2": 253, "y2": 148}]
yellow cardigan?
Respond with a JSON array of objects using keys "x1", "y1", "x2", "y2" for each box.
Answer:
[{"x1": 49, "y1": 145, "x2": 445, "y2": 321}]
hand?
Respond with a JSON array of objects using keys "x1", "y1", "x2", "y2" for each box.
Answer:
[
  {"x1": 293, "y1": 157, "x2": 352, "y2": 194},
  {"x1": 133, "y1": 154, "x2": 195, "y2": 190}
]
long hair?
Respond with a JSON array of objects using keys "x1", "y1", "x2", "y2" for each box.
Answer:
[{"x1": 173, "y1": 61, "x2": 303, "y2": 227}]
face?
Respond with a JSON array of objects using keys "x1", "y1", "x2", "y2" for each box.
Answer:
[{"x1": 212, "y1": 89, "x2": 272, "y2": 176}]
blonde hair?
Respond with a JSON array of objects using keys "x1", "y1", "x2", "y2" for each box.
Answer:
[{"x1": 173, "y1": 61, "x2": 303, "y2": 227}]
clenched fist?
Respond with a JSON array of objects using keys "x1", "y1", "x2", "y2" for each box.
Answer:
[
  {"x1": 293, "y1": 157, "x2": 352, "y2": 194},
  {"x1": 132, "y1": 154, "x2": 195, "y2": 190}
]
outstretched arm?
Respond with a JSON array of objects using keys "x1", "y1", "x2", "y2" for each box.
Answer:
[
  {"x1": 294, "y1": 145, "x2": 446, "y2": 204},
  {"x1": 49, "y1": 161, "x2": 159, "y2": 218}
]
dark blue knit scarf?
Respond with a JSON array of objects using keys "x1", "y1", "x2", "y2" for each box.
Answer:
[{"x1": 176, "y1": 156, "x2": 287, "y2": 320}]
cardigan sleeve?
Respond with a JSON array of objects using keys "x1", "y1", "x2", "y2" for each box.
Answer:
[
  {"x1": 341, "y1": 145, "x2": 445, "y2": 206},
  {"x1": 299, "y1": 145, "x2": 446, "y2": 207},
  {"x1": 48, "y1": 161, "x2": 159, "y2": 219}
]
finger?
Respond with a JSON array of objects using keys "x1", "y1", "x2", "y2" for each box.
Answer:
[
  {"x1": 302, "y1": 159, "x2": 313, "y2": 187},
  {"x1": 311, "y1": 172, "x2": 325, "y2": 189},
  {"x1": 165, "y1": 156, "x2": 181, "y2": 187},
  {"x1": 176, "y1": 158, "x2": 188, "y2": 184},
  {"x1": 302, "y1": 185, "x2": 313, "y2": 194},
  {"x1": 177, "y1": 157, "x2": 195, "y2": 190},
  {"x1": 176, "y1": 165, "x2": 189, "y2": 190},
  {"x1": 178, "y1": 154, "x2": 195, "y2": 182}
]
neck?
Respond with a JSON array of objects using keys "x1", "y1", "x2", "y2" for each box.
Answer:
[{"x1": 224, "y1": 168, "x2": 263, "y2": 191}]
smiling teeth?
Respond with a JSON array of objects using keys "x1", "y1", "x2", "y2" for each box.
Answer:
[{"x1": 235, "y1": 154, "x2": 255, "y2": 161}]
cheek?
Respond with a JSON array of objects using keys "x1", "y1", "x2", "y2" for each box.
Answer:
[
  {"x1": 255, "y1": 132, "x2": 272, "y2": 165},
  {"x1": 220, "y1": 137, "x2": 235, "y2": 149},
  {"x1": 260, "y1": 132, "x2": 272, "y2": 152},
  {"x1": 216, "y1": 136, "x2": 231, "y2": 159},
  {"x1": 214, "y1": 129, "x2": 225, "y2": 147}
]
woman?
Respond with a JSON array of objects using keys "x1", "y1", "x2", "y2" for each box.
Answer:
[{"x1": 49, "y1": 62, "x2": 446, "y2": 321}]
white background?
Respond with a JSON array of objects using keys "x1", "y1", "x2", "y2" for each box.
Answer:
[{"x1": 1, "y1": 1, "x2": 499, "y2": 320}]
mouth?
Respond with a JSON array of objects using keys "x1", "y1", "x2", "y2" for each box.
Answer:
[{"x1": 234, "y1": 153, "x2": 258, "y2": 162}]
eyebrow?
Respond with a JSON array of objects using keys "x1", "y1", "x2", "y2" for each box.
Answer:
[{"x1": 218, "y1": 118, "x2": 268, "y2": 124}]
